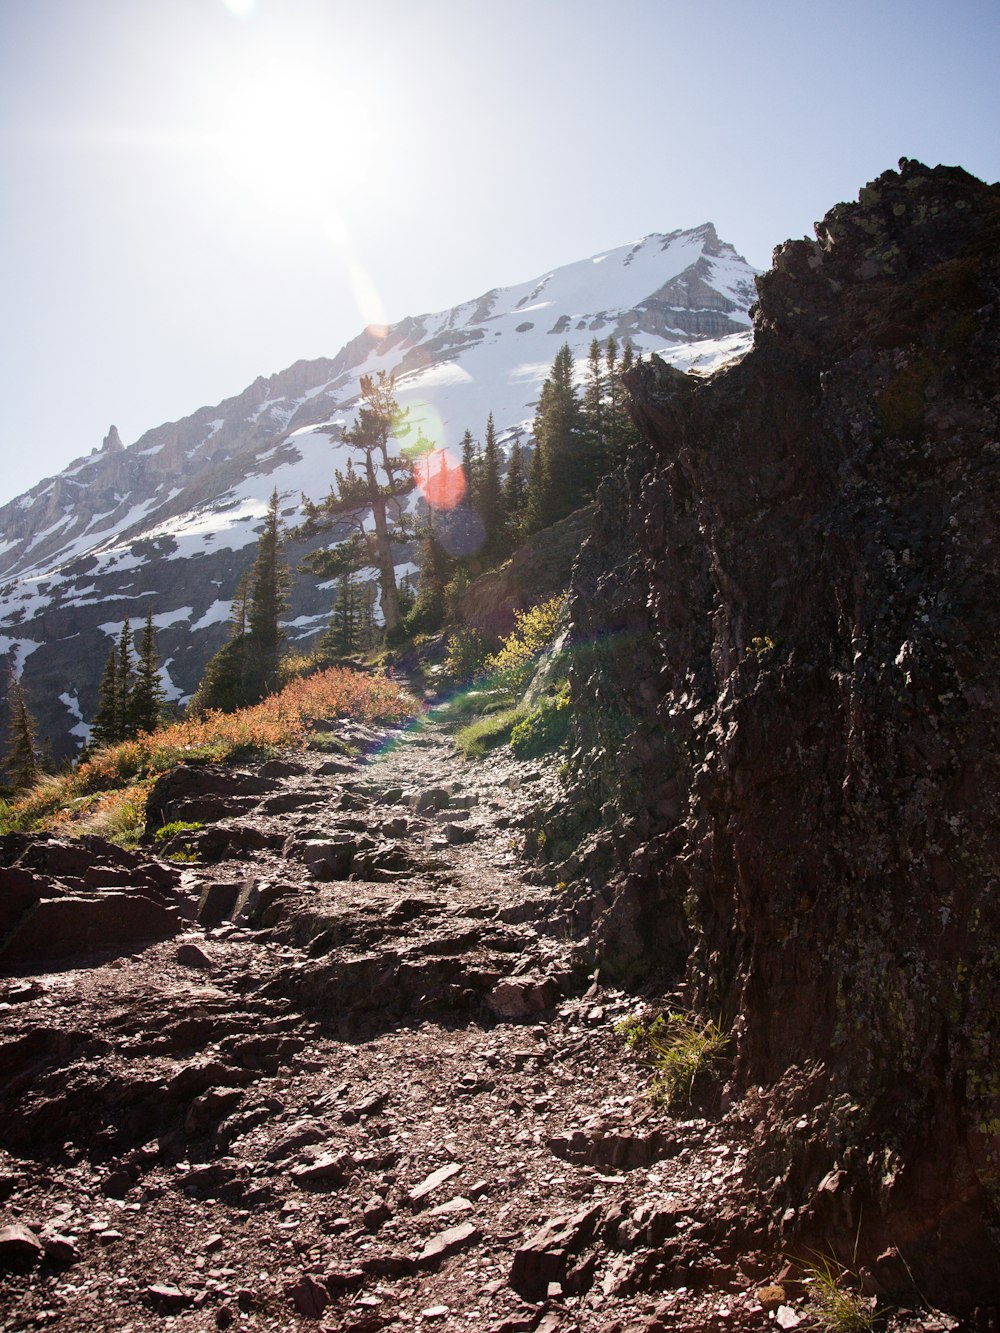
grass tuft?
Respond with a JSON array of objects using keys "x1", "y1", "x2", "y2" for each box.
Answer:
[
  {"x1": 616, "y1": 1009, "x2": 730, "y2": 1110},
  {"x1": 803, "y1": 1252, "x2": 879, "y2": 1332}
]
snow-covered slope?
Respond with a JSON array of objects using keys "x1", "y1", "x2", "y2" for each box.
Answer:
[{"x1": 0, "y1": 224, "x2": 757, "y2": 758}]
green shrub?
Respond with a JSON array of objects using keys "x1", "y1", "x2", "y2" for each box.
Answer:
[
  {"x1": 484, "y1": 595, "x2": 564, "y2": 692},
  {"x1": 509, "y1": 691, "x2": 571, "y2": 760},
  {"x1": 443, "y1": 627, "x2": 495, "y2": 685},
  {"x1": 153, "y1": 820, "x2": 205, "y2": 841},
  {"x1": 616, "y1": 1009, "x2": 729, "y2": 1110},
  {"x1": 803, "y1": 1253, "x2": 878, "y2": 1332},
  {"x1": 453, "y1": 708, "x2": 524, "y2": 759}
]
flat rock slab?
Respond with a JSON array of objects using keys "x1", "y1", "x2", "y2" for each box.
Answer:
[
  {"x1": 0, "y1": 892, "x2": 182, "y2": 965},
  {"x1": 418, "y1": 1221, "x2": 481, "y2": 1265},
  {"x1": 407, "y1": 1162, "x2": 462, "y2": 1206}
]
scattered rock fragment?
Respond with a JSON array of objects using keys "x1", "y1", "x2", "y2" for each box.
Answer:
[
  {"x1": 418, "y1": 1220, "x2": 481, "y2": 1266},
  {"x1": 407, "y1": 1161, "x2": 462, "y2": 1207},
  {"x1": 286, "y1": 1272, "x2": 330, "y2": 1318},
  {"x1": 0, "y1": 1222, "x2": 43, "y2": 1268}
]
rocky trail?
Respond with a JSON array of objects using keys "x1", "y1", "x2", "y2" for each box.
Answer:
[{"x1": 0, "y1": 718, "x2": 951, "y2": 1332}]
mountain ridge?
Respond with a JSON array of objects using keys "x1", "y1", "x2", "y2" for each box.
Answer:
[{"x1": 0, "y1": 223, "x2": 757, "y2": 760}]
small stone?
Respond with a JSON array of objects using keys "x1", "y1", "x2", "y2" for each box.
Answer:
[
  {"x1": 421, "y1": 1305, "x2": 450, "y2": 1319},
  {"x1": 407, "y1": 1161, "x2": 461, "y2": 1206},
  {"x1": 757, "y1": 1284, "x2": 786, "y2": 1310},
  {"x1": 291, "y1": 1152, "x2": 353, "y2": 1186},
  {"x1": 177, "y1": 941, "x2": 213, "y2": 968},
  {"x1": 776, "y1": 1307, "x2": 802, "y2": 1330},
  {"x1": 363, "y1": 1197, "x2": 392, "y2": 1231},
  {"x1": 429, "y1": 1196, "x2": 473, "y2": 1217},
  {"x1": 42, "y1": 1234, "x2": 79, "y2": 1265},
  {"x1": 100, "y1": 1168, "x2": 135, "y2": 1198},
  {"x1": 147, "y1": 1283, "x2": 195, "y2": 1310}
]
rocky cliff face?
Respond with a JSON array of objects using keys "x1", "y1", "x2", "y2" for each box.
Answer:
[{"x1": 562, "y1": 161, "x2": 1000, "y2": 1309}]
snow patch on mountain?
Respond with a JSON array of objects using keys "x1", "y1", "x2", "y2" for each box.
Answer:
[{"x1": 0, "y1": 223, "x2": 758, "y2": 759}]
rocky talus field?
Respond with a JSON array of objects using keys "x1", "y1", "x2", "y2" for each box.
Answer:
[{"x1": 0, "y1": 717, "x2": 973, "y2": 1332}]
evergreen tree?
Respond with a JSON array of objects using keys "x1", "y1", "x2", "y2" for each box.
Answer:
[
  {"x1": 244, "y1": 489, "x2": 291, "y2": 700},
  {"x1": 503, "y1": 441, "x2": 529, "y2": 543},
  {"x1": 190, "y1": 495, "x2": 292, "y2": 714},
  {"x1": 405, "y1": 524, "x2": 452, "y2": 635},
  {"x1": 91, "y1": 647, "x2": 119, "y2": 748},
  {"x1": 3, "y1": 668, "x2": 40, "y2": 791},
  {"x1": 584, "y1": 337, "x2": 605, "y2": 453},
  {"x1": 115, "y1": 619, "x2": 134, "y2": 742},
  {"x1": 129, "y1": 606, "x2": 166, "y2": 735},
  {"x1": 605, "y1": 336, "x2": 620, "y2": 463},
  {"x1": 230, "y1": 571, "x2": 251, "y2": 638},
  {"x1": 524, "y1": 344, "x2": 587, "y2": 531},
  {"x1": 317, "y1": 570, "x2": 362, "y2": 661},
  {"x1": 479, "y1": 412, "x2": 505, "y2": 556},
  {"x1": 298, "y1": 372, "x2": 415, "y2": 638},
  {"x1": 460, "y1": 429, "x2": 480, "y2": 506}
]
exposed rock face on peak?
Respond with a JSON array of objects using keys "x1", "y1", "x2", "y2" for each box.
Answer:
[
  {"x1": 561, "y1": 161, "x2": 1000, "y2": 1308},
  {"x1": 0, "y1": 226, "x2": 756, "y2": 761}
]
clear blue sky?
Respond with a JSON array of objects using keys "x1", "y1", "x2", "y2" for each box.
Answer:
[{"x1": 1, "y1": 0, "x2": 997, "y2": 507}]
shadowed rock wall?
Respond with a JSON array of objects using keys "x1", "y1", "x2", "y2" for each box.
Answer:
[{"x1": 565, "y1": 161, "x2": 1000, "y2": 1309}]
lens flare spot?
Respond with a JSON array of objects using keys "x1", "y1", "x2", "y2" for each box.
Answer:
[
  {"x1": 413, "y1": 451, "x2": 467, "y2": 512},
  {"x1": 348, "y1": 262, "x2": 387, "y2": 329}
]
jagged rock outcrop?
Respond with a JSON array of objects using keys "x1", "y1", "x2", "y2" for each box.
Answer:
[{"x1": 562, "y1": 161, "x2": 1000, "y2": 1310}]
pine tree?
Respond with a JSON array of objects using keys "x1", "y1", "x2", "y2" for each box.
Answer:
[
  {"x1": 405, "y1": 524, "x2": 452, "y2": 635},
  {"x1": 129, "y1": 606, "x2": 166, "y2": 735},
  {"x1": 91, "y1": 647, "x2": 119, "y2": 748},
  {"x1": 524, "y1": 344, "x2": 587, "y2": 532},
  {"x1": 605, "y1": 336, "x2": 620, "y2": 463},
  {"x1": 3, "y1": 668, "x2": 40, "y2": 791},
  {"x1": 584, "y1": 337, "x2": 605, "y2": 454},
  {"x1": 244, "y1": 489, "x2": 291, "y2": 701},
  {"x1": 190, "y1": 495, "x2": 291, "y2": 714},
  {"x1": 297, "y1": 371, "x2": 415, "y2": 638},
  {"x1": 503, "y1": 441, "x2": 528, "y2": 543},
  {"x1": 460, "y1": 429, "x2": 480, "y2": 506},
  {"x1": 317, "y1": 570, "x2": 362, "y2": 661},
  {"x1": 479, "y1": 412, "x2": 505, "y2": 556},
  {"x1": 115, "y1": 619, "x2": 134, "y2": 742}
]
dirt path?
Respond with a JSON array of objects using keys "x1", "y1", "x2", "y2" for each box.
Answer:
[{"x1": 1, "y1": 718, "x2": 789, "y2": 1333}]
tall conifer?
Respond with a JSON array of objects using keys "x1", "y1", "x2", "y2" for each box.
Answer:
[
  {"x1": 91, "y1": 647, "x2": 119, "y2": 748},
  {"x1": 3, "y1": 668, "x2": 40, "y2": 791},
  {"x1": 479, "y1": 412, "x2": 505, "y2": 555},
  {"x1": 130, "y1": 606, "x2": 166, "y2": 735},
  {"x1": 245, "y1": 489, "x2": 291, "y2": 701},
  {"x1": 115, "y1": 619, "x2": 134, "y2": 742}
]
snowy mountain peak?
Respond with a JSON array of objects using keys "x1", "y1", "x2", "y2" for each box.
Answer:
[{"x1": 0, "y1": 223, "x2": 758, "y2": 758}]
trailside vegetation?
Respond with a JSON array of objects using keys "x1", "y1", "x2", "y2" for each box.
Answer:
[
  {"x1": 2, "y1": 667, "x2": 42, "y2": 791},
  {"x1": 297, "y1": 371, "x2": 416, "y2": 639},
  {"x1": 89, "y1": 606, "x2": 168, "y2": 746},
  {"x1": 190, "y1": 490, "x2": 291, "y2": 715},
  {"x1": 0, "y1": 666, "x2": 416, "y2": 843}
]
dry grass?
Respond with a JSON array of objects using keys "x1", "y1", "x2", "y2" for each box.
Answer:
[{"x1": 0, "y1": 667, "x2": 416, "y2": 840}]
